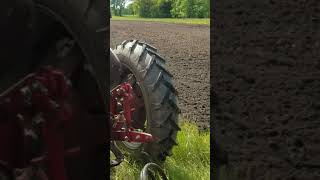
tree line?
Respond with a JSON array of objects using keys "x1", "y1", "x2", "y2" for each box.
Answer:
[{"x1": 111, "y1": 0, "x2": 210, "y2": 18}]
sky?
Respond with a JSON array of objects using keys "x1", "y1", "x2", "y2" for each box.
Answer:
[{"x1": 125, "y1": 0, "x2": 133, "y2": 7}]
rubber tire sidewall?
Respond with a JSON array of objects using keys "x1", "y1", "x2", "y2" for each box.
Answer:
[
  {"x1": 32, "y1": 0, "x2": 108, "y2": 106},
  {"x1": 31, "y1": 1, "x2": 108, "y2": 179}
]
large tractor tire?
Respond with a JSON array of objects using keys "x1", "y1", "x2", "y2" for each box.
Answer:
[
  {"x1": 113, "y1": 40, "x2": 181, "y2": 163},
  {"x1": 31, "y1": 0, "x2": 108, "y2": 99}
]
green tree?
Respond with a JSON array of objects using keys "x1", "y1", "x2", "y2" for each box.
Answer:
[
  {"x1": 137, "y1": 0, "x2": 157, "y2": 17},
  {"x1": 131, "y1": 0, "x2": 140, "y2": 15},
  {"x1": 131, "y1": 0, "x2": 209, "y2": 18},
  {"x1": 111, "y1": 0, "x2": 128, "y2": 16},
  {"x1": 127, "y1": 3, "x2": 135, "y2": 15},
  {"x1": 157, "y1": 0, "x2": 172, "y2": 18},
  {"x1": 186, "y1": 0, "x2": 194, "y2": 18},
  {"x1": 193, "y1": 0, "x2": 209, "y2": 18},
  {"x1": 171, "y1": 0, "x2": 209, "y2": 18},
  {"x1": 171, "y1": 0, "x2": 187, "y2": 18},
  {"x1": 131, "y1": 0, "x2": 171, "y2": 18}
]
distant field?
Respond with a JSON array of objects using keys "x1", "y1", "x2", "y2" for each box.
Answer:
[{"x1": 111, "y1": 15, "x2": 210, "y2": 25}]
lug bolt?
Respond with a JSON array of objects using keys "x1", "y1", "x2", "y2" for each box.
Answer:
[{"x1": 124, "y1": 136, "x2": 129, "y2": 141}]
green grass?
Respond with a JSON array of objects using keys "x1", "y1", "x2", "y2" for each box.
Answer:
[
  {"x1": 110, "y1": 121, "x2": 210, "y2": 180},
  {"x1": 111, "y1": 15, "x2": 210, "y2": 25}
]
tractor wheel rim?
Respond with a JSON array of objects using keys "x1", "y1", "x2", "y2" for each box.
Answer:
[
  {"x1": 120, "y1": 73, "x2": 147, "y2": 150},
  {"x1": 122, "y1": 141, "x2": 142, "y2": 150}
]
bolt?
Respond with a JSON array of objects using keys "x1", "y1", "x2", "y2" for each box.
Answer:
[
  {"x1": 119, "y1": 113, "x2": 125, "y2": 122},
  {"x1": 24, "y1": 128, "x2": 38, "y2": 140},
  {"x1": 32, "y1": 113, "x2": 45, "y2": 125},
  {"x1": 66, "y1": 78, "x2": 72, "y2": 87},
  {"x1": 31, "y1": 82, "x2": 40, "y2": 90},
  {"x1": 50, "y1": 100, "x2": 60, "y2": 109},
  {"x1": 20, "y1": 86, "x2": 31, "y2": 96},
  {"x1": 17, "y1": 114, "x2": 24, "y2": 121},
  {"x1": 32, "y1": 82, "x2": 48, "y2": 94},
  {"x1": 116, "y1": 88, "x2": 121, "y2": 95},
  {"x1": 124, "y1": 136, "x2": 129, "y2": 141},
  {"x1": 136, "y1": 135, "x2": 141, "y2": 140},
  {"x1": 20, "y1": 87, "x2": 33, "y2": 106}
]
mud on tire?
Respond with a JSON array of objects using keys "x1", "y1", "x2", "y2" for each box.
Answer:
[{"x1": 113, "y1": 40, "x2": 181, "y2": 163}]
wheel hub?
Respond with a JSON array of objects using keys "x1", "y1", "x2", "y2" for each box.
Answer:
[{"x1": 110, "y1": 82, "x2": 154, "y2": 143}]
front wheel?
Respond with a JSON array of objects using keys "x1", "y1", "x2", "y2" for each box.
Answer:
[{"x1": 113, "y1": 40, "x2": 181, "y2": 163}]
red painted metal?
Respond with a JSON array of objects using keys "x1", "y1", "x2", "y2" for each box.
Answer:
[
  {"x1": 0, "y1": 66, "x2": 73, "y2": 180},
  {"x1": 0, "y1": 66, "x2": 154, "y2": 179},
  {"x1": 110, "y1": 82, "x2": 154, "y2": 143}
]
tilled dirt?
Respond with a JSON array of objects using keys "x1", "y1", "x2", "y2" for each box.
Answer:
[
  {"x1": 111, "y1": 21, "x2": 210, "y2": 130},
  {"x1": 214, "y1": 1, "x2": 320, "y2": 179}
]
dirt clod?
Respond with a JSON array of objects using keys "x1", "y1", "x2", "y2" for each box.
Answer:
[{"x1": 214, "y1": 0, "x2": 320, "y2": 179}]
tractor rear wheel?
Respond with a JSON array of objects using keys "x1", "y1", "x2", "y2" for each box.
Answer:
[
  {"x1": 17, "y1": 0, "x2": 107, "y2": 179},
  {"x1": 113, "y1": 40, "x2": 181, "y2": 163}
]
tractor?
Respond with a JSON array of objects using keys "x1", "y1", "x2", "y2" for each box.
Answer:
[{"x1": 0, "y1": 0, "x2": 180, "y2": 180}]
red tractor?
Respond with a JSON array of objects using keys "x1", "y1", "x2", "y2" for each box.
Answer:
[{"x1": 0, "y1": 1, "x2": 180, "y2": 179}]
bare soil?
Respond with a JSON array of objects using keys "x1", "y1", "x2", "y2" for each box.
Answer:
[
  {"x1": 111, "y1": 21, "x2": 210, "y2": 130},
  {"x1": 214, "y1": 1, "x2": 320, "y2": 179}
]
